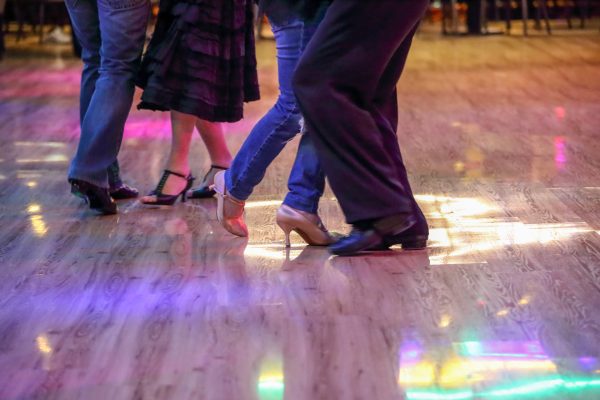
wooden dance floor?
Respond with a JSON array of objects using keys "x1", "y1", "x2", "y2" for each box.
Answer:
[{"x1": 1, "y1": 27, "x2": 600, "y2": 400}]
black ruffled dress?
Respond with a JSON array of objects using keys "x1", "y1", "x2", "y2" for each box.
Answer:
[{"x1": 136, "y1": 0, "x2": 260, "y2": 122}]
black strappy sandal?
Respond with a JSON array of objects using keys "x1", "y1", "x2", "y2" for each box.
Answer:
[
  {"x1": 189, "y1": 165, "x2": 227, "y2": 199},
  {"x1": 141, "y1": 169, "x2": 195, "y2": 206}
]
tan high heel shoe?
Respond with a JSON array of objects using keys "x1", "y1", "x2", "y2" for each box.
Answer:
[
  {"x1": 212, "y1": 171, "x2": 248, "y2": 237},
  {"x1": 276, "y1": 204, "x2": 335, "y2": 247}
]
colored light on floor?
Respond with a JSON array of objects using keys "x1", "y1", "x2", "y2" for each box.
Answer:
[
  {"x1": 405, "y1": 378, "x2": 600, "y2": 399},
  {"x1": 407, "y1": 390, "x2": 474, "y2": 400}
]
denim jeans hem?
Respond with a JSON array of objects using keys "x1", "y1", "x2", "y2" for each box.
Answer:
[
  {"x1": 225, "y1": 169, "x2": 250, "y2": 201},
  {"x1": 68, "y1": 171, "x2": 109, "y2": 189},
  {"x1": 282, "y1": 192, "x2": 319, "y2": 214},
  {"x1": 345, "y1": 205, "x2": 413, "y2": 226}
]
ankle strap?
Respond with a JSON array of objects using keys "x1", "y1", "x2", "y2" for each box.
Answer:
[{"x1": 164, "y1": 169, "x2": 188, "y2": 179}]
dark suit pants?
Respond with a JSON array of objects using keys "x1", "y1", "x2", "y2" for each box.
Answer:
[{"x1": 293, "y1": 0, "x2": 429, "y2": 224}]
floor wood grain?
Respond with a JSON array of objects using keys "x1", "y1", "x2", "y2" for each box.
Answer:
[{"x1": 1, "y1": 23, "x2": 600, "y2": 400}]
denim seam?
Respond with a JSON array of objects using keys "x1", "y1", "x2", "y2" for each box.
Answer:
[
  {"x1": 228, "y1": 104, "x2": 299, "y2": 198},
  {"x1": 228, "y1": 22, "x2": 306, "y2": 198},
  {"x1": 283, "y1": 192, "x2": 318, "y2": 214}
]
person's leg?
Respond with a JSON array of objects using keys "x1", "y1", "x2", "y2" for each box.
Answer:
[
  {"x1": 0, "y1": 9, "x2": 5, "y2": 60},
  {"x1": 217, "y1": 14, "x2": 333, "y2": 243},
  {"x1": 224, "y1": 17, "x2": 308, "y2": 201},
  {"x1": 282, "y1": 132, "x2": 324, "y2": 214},
  {"x1": 371, "y1": 28, "x2": 429, "y2": 241},
  {"x1": 195, "y1": 120, "x2": 232, "y2": 168},
  {"x1": 281, "y1": 7, "x2": 328, "y2": 215},
  {"x1": 293, "y1": 0, "x2": 429, "y2": 225},
  {"x1": 189, "y1": 119, "x2": 232, "y2": 197},
  {"x1": 65, "y1": 0, "x2": 99, "y2": 126},
  {"x1": 141, "y1": 110, "x2": 195, "y2": 202},
  {"x1": 67, "y1": 0, "x2": 150, "y2": 188}
]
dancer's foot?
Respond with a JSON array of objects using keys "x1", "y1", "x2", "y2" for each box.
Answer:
[
  {"x1": 188, "y1": 165, "x2": 227, "y2": 199},
  {"x1": 373, "y1": 210, "x2": 428, "y2": 250},
  {"x1": 69, "y1": 178, "x2": 117, "y2": 215},
  {"x1": 276, "y1": 204, "x2": 335, "y2": 247},
  {"x1": 329, "y1": 213, "x2": 416, "y2": 256},
  {"x1": 212, "y1": 170, "x2": 248, "y2": 237},
  {"x1": 141, "y1": 169, "x2": 194, "y2": 206}
]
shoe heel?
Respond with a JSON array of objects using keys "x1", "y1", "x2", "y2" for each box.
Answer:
[
  {"x1": 181, "y1": 191, "x2": 187, "y2": 203},
  {"x1": 277, "y1": 221, "x2": 294, "y2": 247},
  {"x1": 401, "y1": 238, "x2": 427, "y2": 250}
]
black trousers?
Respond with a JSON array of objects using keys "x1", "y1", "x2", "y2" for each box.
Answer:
[{"x1": 293, "y1": 0, "x2": 429, "y2": 224}]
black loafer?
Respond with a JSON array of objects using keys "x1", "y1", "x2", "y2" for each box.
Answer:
[
  {"x1": 377, "y1": 233, "x2": 428, "y2": 250},
  {"x1": 373, "y1": 213, "x2": 429, "y2": 250},
  {"x1": 329, "y1": 228, "x2": 384, "y2": 256},
  {"x1": 329, "y1": 213, "x2": 417, "y2": 256},
  {"x1": 110, "y1": 183, "x2": 139, "y2": 200},
  {"x1": 69, "y1": 179, "x2": 117, "y2": 215}
]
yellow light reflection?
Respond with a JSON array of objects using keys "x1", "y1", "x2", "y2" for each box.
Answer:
[
  {"x1": 244, "y1": 244, "x2": 305, "y2": 260},
  {"x1": 26, "y1": 181, "x2": 38, "y2": 188},
  {"x1": 36, "y1": 334, "x2": 53, "y2": 371},
  {"x1": 30, "y1": 215, "x2": 48, "y2": 237},
  {"x1": 27, "y1": 204, "x2": 41, "y2": 214},
  {"x1": 439, "y1": 314, "x2": 452, "y2": 328},
  {"x1": 496, "y1": 309, "x2": 509, "y2": 317},
  {"x1": 438, "y1": 358, "x2": 557, "y2": 388},
  {"x1": 15, "y1": 141, "x2": 66, "y2": 148},
  {"x1": 518, "y1": 295, "x2": 531, "y2": 306},
  {"x1": 27, "y1": 204, "x2": 48, "y2": 237},
  {"x1": 36, "y1": 335, "x2": 52, "y2": 354},
  {"x1": 258, "y1": 354, "x2": 285, "y2": 398},
  {"x1": 245, "y1": 200, "x2": 282, "y2": 209},
  {"x1": 430, "y1": 221, "x2": 592, "y2": 265},
  {"x1": 415, "y1": 194, "x2": 498, "y2": 219},
  {"x1": 16, "y1": 154, "x2": 68, "y2": 163},
  {"x1": 417, "y1": 194, "x2": 593, "y2": 265},
  {"x1": 400, "y1": 362, "x2": 435, "y2": 386},
  {"x1": 400, "y1": 357, "x2": 558, "y2": 388}
]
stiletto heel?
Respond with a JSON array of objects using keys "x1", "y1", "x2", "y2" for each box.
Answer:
[
  {"x1": 399, "y1": 236, "x2": 428, "y2": 250},
  {"x1": 275, "y1": 204, "x2": 335, "y2": 246},
  {"x1": 277, "y1": 220, "x2": 293, "y2": 247},
  {"x1": 141, "y1": 169, "x2": 195, "y2": 206}
]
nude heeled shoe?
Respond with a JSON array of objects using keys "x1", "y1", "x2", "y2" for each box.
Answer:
[
  {"x1": 212, "y1": 171, "x2": 248, "y2": 237},
  {"x1": 276, "y1": 204, "x2": 335, "y2": 247}
]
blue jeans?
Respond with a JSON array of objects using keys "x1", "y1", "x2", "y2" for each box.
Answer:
[
  {"x1": 66, "y1": 0, "x2": 150, "y2": 188},
  {"x1": 225, "y1": 13, "x2": 325, "y2": 214}
]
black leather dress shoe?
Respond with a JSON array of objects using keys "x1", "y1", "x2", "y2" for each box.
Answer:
[
  {"x1": 69, "y1": 179, "x2": 117, "y2": 215},
  {"x1": 110, "y1": 183, "x2": 139, "y2": 200},
  {"x1": 329, "y1": 213, "x2": 416, "y2": 256},
  {"x1": 373, "y1": 210, "x2": 429, "y2": 250},
  {"x1": 329, "y1": 228, "x2": 384, "y2": 256}
]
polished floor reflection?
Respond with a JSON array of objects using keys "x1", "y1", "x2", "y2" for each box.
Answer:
[{"x1": 1, "y1": 26, "x2": 600, "y2": 400}]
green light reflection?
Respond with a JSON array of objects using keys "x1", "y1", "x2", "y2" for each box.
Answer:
[{"x1": 406, "y1": 378, "x2": 600, "y2": 400}]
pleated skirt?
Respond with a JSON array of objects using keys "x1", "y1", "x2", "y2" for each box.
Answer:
[{"x1": 136, "y1": 0, "x2": 260, "y2": 122}]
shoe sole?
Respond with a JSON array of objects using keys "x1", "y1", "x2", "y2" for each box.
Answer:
[{"x1": 71, "y1": 183, "x2": 117, "y2": 215}]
